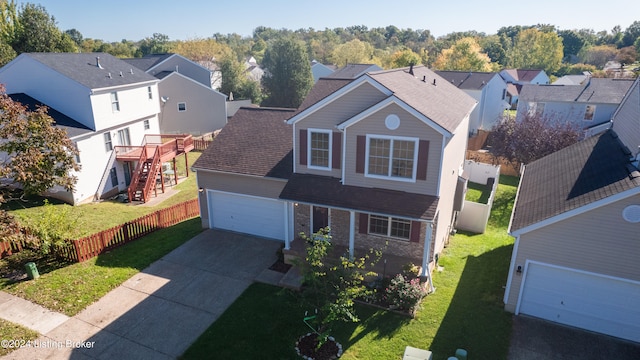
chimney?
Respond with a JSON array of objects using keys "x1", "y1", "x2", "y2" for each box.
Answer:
[
  {"x1": 96, "y1": 57, "x2": 104, "y2": 69},
  {"x1": 409, "y1": 63, "x2": 414, "y2": 76}
]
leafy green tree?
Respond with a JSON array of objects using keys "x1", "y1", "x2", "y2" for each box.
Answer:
[
  {"x1": 433, "y1": 37, "x2": 497, "y2": 71},
  {"x1": 615, "y1": 46, "x2": 636, "y2": 66},
  {"x1": 622, "y1": 21, "x2": 640, "y2": 48},
  {"x1": 218, "y1": 53, "x2": 262, "y2": 103},
  {"x1": 261, "y1": 37, "x2": 313, "y2": 108},
  {"x1": 330, "y1": 39, "x2": 374, "y2": 66},
  {"x1": 480, "y1": 34, "x2": 507, "y2": 66},
  {"x1": 507, "y1": 28, "x2": 563, "y2": 74},
  {"x1": 64, "y1": 28, "x2": 83, "y2": 46},
  {"x1": 0, "y1": 39, "x2": 15, "y2": 66},
  {"x1": 137, "y1": 33, "x2": 171, "y2": 56},
  {"x1": 558, "y1": 29, "x2": 587, "y2": 60},
  {"x1": 11, "y1": 3, "x2": 76, "y2": 53},
  {"x1": 0, "y1": 86, "x2": 79, "y2": 204},
  {"x1": 579, "y1": 44, "x2": 618, "y2": 68},
  {"x1": 387, "y1": 48, "x2": 422, "y2": 68}
]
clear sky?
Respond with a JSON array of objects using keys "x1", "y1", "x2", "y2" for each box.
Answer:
[{"x1": 23, "y1": 0, "x2": 640, "y2": 42}]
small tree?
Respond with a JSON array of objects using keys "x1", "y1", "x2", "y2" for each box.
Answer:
[
  {"x1": 261, "y1": 37, "x2": 313, "y2": 108},
  {"x1": 298, "y1": 228, "x2": 379, "y2": 342},
  {"x1": 0, "y1": 86, "x2": 79, "y2": 203},
  {"x1": 489, "y1": 113, "x2": 582, "y2": 166}
]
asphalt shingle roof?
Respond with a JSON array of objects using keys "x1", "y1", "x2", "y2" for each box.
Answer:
[
  {"x1": 434, "y1": 71, "x2": 498, "y2": 90},
  {"x1": 192, "y1": 107, "x2": 295, "y2": 179},
  {"x1": 123, "y1": 54, "x2": 174, "y2": 72},
  {"x1": 25, "y1": 53, "x2": 157, "y2": 90},
  {"x1": 369, "y1": 66, "x2": 477, "y2": 133},
  {"x1": 520, "y1": 78, "x2": 634, "y2": 104},
  {"x1": 326, "y1": 64, "x2": 381, "y2": 79},
  {"x1": 294, "y1": 78, "x2": 353, "y2": 115},
  {"x1": 280, "y1": 173, "x2": 439, "y2": 220},
  {"x1": 503, "y1": 69, "x2": 545, "y2": 82},
  {"x1": 510, "y1": 130, "x2": 640, "y2": 232},
  {"x1": 8, "y1": 93, "x2": 92, "y2": 138}
]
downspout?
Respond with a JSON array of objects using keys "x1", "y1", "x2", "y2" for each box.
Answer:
[{"x1": 421, "y1": 221, "x2": 435, "y2": 293}]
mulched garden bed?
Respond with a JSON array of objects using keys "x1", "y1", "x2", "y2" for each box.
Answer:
[
  {"x1": 295, "y1": 333, "x2": 343, "y2": 360},
  {"x1": 268, "y1": 259, "x2": 292, "y2": 273}
]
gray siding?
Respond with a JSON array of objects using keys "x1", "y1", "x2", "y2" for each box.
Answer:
[
  {"x1": 196, "y1": 170, "x2": 287, "y2": 228},
  {"x1": 344, "y1": 103, "x2": 444, "y2": 195},
  {"x1": 505, "y1": 193, "x2": 640, "y2": 312},
  {"x1": 148, "y1": 56, "x2": 211, "y2": 88},
  {"x1": 158, "y1": 74, "x2": 227, "y2": 134},
  {"x1": 613, "y1": 80, "x2": 640, "y2": 153}
]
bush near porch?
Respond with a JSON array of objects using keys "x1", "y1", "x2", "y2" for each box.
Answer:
[{"x1": 183, "y1": 175, "x2": 519, "y2": 360}]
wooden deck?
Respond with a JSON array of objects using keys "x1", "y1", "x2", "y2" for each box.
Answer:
[{"x1": 115, "y1": 134, "x2": 194, "y2": 162}]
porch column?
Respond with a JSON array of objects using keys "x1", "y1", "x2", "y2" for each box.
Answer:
[
  {"x1": 422, "y1": 222, "x2": 435, "y2": 293},
  {"x1": 284, "y1": 202, "x2": 291, "y2": 250},
  {"x1": 349, "y1": 211, "x2": 355, "y2": 260}
]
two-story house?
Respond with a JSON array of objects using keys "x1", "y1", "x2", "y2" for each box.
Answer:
[
  {"x1": 516, "y1": 78, "x2": 634, "y2": 135},
  {"x1": 193, "y1": 65, "x2": 476, "y2": 281},
  {"x1": 499, "y1": 69, "x2": 550, "y2": 109},
  {"x1": 435, "y1": 70, "x2": 510, "y2": 133},
  {"x1": 0, "y1": 53, "x2": 192, "y2": 205},
  {"x1": 124, "y1": 53, "x2": 228, "y2": 135}
]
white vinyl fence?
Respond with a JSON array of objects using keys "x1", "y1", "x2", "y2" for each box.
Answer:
[{"x1": 456, "y1": 160, "x2": 501, "y2": 234}]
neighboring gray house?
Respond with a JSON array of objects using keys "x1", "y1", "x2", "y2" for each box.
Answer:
[
  {"x1": 193, "y1": 65, "x2": 476, "y2": 284},
  {"x1": 504, "y1": 77, "x2": 640, "y2": 342},
  {"x1": 326, "y1": 63, "x2": 382, "y2": 79},
  {"x1": 515, "y1": 78, "x2": 634, "y2": 132},
  {"x1": 552, "y1": 74, "x2": 590, "y2": 85},
  {"x1": 500, "y1": 69, "x2": 550, "y2": 109},
  {"x1": 435, "y1": 71, "x2": 510, "y2": 133},
  {"x1": 125, "y1": 54, "x2": 228, "y2": 135},
  {"x1": 311, "y1": 60, "x2": 336, "y2": 83}
]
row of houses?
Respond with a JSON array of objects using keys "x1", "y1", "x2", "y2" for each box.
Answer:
[{"x1": 1, "y1": 51, "x2": 638, "y2": 342}]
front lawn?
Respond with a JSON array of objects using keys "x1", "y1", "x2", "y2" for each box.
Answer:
[
  {"x1": 0, "y1": 319, "x2": 39, "y2": 356},
  {"x1": 183, "y1": 176, "x2": 519, "y2": 360},
  {"x1": 0, "y1": 218, "x2": 203, "y2": 316}
]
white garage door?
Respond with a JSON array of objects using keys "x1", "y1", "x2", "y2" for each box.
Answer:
[
  {"x1": 208, "y1": 191, "x2": 285, "y2": 241},
  {"x1": 518, "y1": 262, "x2": 640, "y2": 342}
]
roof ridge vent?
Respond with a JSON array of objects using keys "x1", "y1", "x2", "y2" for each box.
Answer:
[
  {"x1": 130, "y1": 68, "x2": 134, "y2": 74},
  {"x1": 107, "y1": 72, "x2": 112, "y2": 79},
  {"x1": 119, "y1": 71, "x2": 123, "y2": 77}
]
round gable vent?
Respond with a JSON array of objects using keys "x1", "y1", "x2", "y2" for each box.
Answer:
[
  {"x1": 385, "y1": 114, "x2": 400, "y2": 130},
  {"x1": 622, "y1": 205, "x2": 640, "y2": 223}
]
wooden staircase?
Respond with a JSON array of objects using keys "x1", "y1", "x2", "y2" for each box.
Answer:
[{"x1": 127, "y1": 146, "x2": 161, "y2": 203}]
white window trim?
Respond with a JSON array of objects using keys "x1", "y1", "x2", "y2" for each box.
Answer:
[
  {"x1": 368, "y1": 215, "x2": 412, "y2": 241},
  {"x1": 307, "y1": 128, "x2": 332, "y2": 171},
  {"x1": 104, "y1": 132, "x2": 113, "y2": 152},
  {"x1": 147, "y1": 86, "x2": 153, "y2": 100},
  {"x1": 110, "y1": 92, "x2": 120, "y2": 112},
  {"x1": 143, "y1": 119, "x2": 150, "y2": 130},
  {"x1": 364, "y1": 134, "x2": 418, "y2": 183}
]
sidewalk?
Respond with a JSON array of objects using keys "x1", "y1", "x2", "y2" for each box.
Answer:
[{"x1": 0, "y1": 229, "x2": 283, "y2": 359}]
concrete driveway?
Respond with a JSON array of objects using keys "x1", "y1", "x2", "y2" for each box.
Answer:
[
  {"x1": 508, "y1": 315, "x2": 640, "y2": 360},
  {"x1": 4, "y1": 229, "x2": 282, "y2": 360}
]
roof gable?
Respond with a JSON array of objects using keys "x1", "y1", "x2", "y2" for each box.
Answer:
[
  {"x1": 520, "y1": 78, "x2": 634, "y2": 104},
  {"x1": 434, "y1": 71, "x2": 500, "y2": 90},
  {"x1": 510, "y1": 130, "x2": 640, "y2": 234},
  {"x1": 326, "y1": 64, "x2": 382, "y2": 79},
  {"x1": 23, "y1": 53, "x2": 157, "y2": 90}
]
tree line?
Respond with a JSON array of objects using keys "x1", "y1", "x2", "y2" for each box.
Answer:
[{"x1": 1, "y1": 1, "x2": 639, "y2": 107}]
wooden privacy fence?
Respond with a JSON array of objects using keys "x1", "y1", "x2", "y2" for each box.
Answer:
[
  {"x1": 193, "y1": 138, "x2": 213, "y2": 151},
  {"x1": 66, "y1": 198, "x2": 200, "y2": 262},
  {"x1": 0, "y1": 199, "x2": 200, "y2": 262}
]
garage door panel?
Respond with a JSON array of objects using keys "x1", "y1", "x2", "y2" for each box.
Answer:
[
  {"x1": 209, "y1": 191, "x2": 285, "y2": 240},
  {"x1": 520, "y1": 263, "x2": 640, "y2": 342}
]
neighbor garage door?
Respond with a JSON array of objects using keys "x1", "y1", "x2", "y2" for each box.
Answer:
[
  {"x1": 208, "y1": 191, "x2": 286, "y2": 241},
  {"x1": 518, "y1": 262, "x2": 640, "y2": 342}
]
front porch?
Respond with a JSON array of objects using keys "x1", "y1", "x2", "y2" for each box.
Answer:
[{"x1": 283, "y1": 237, "x2": 423, "y2": 278}]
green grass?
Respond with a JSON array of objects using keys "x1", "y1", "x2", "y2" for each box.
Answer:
[
  {"x1": 465, "y1": 182, "x2": 491, "y2": 204},
  {"x1": 0, "y1": 218, "x2": 203, "y2": 316},
  {"x1": 0, "y1": 319, "x2": 39, "y2": 356},
  {"x1": 3, "y1": 152, "x2": 201, "y2": 238},
  {"x1": 183, "y1": 175, "x2": 520, "y2": 360}
]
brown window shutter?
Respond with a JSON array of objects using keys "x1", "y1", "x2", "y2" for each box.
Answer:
[
  {"x1": 299, "y1": 129, "x2": 307, "y2": 166},
  {"x1": 332, "y1": 132, "x2": 341, "y2": 169},
  {"x1": 358, "y1": 213, "x2": 369, "y2": 234},
  {"x1": 356, "y1": 135, "x2": 366, "y2": 174},
  {"x1": 417, "y1": 140, "x2": 429, "y2": 181},
  {"x1": 410, "y1": 221, "x2": 421, "y2": 242}
]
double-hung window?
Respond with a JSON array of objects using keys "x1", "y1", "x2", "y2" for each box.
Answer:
[
  {"x1": 366, "y1": 135, "x2": 417, "y2": 181},
  {"x1": 110, "y1": 92, "x2": 120, "y2": 112},
  {"x1": 368, "y1": 215, "x2": 412, "y2": 240},
  {"x1": 104, "y1": 133, "x2": 113, "y2": 152},
  {"x1": 308, "y1": 129, "x2": 331, "y2": 169}
]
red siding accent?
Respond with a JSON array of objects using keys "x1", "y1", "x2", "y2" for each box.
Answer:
[
  {"x1": 299, "y1": 129, "x2": 307, "y2": 165},
  {"x1": 410, "y1": 221, "x2": 421, "y2": 243},
  {"x1": 417, "y1": 140, "x2": 429, "y2": 181},
  {"x1": 358, "y1": 213, "x2": 369, "y2": 234},
  {"x1": 356, "y1": 135, "x2": 366, "y2": 174},
  {"x1": 332, "y1": 132, "x2": 341, "y2": 169}
]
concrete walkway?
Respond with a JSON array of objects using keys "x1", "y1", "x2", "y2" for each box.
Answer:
[{"x1": 0, "y1": 229, "x2": 284, "y2": 359}]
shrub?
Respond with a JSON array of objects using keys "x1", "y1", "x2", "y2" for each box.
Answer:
[
  {"x1": 385, "y1": 274, "x2": 427, "y2": 311},
  {"x1": 24, "y1": 200, "x2": 81, "y2": 256}
]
